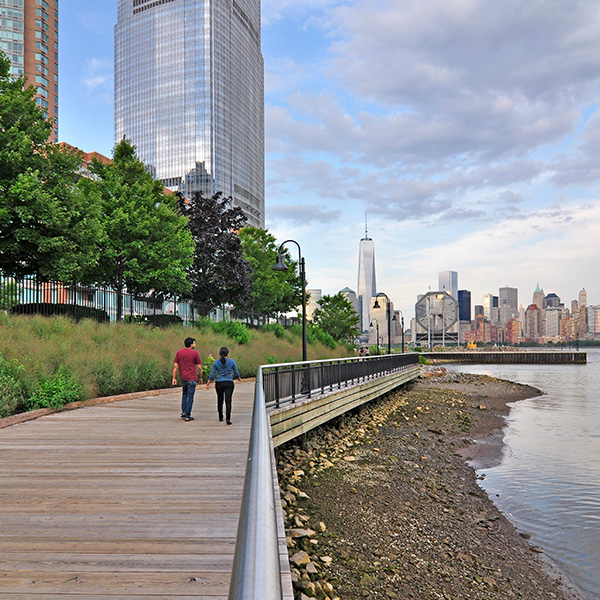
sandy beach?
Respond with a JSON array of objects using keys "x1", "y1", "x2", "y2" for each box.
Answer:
[{"x1": 277, "y1": 368, "x2": 587, "y2": 600}]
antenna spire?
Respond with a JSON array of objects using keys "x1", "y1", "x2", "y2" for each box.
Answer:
[{"x1": 365, "y1": 212, "x2": 368, "y2": 238}]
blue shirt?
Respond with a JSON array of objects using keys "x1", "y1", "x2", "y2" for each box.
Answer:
[{"x1": 209, "y1": 357, "x2": 240, "y2": 382}]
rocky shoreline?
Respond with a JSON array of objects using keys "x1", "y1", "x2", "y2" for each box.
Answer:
[{"x1": 276, "y1": 368, "x2": 586, "y2": 600}]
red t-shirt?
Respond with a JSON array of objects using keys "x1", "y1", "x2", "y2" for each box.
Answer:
[{"x1": 174, "y1": 348, "x2": 202, "y2": 381}]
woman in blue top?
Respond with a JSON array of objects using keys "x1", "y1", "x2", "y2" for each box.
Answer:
[{"x1": 206, "y1": 347, "x2": 241, "y2": 425}]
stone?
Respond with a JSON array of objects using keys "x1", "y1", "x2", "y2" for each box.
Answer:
[
  {"x1": 290, "y1": 550, "x2": 311, "y2": 567},
  {"x1": 320, "y1": 556, "x2": 333, "y2": 564}
]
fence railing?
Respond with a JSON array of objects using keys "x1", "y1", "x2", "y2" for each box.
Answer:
[
  {"x1": 0, "y1": 273, "x2": 275, "y2": 326},
  {"x1": 262, "y1": 353, "x2": 420, "y2": 408}
]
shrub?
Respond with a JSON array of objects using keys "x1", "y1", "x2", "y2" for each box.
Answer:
[
  {"x1": 27, "y1": 366, "x2": 84, "y2": 411},
  {"x1": 213, "y1": 320, "x2": 251, "y2": 344},
  {"x1": 0, "y1": 356, "x2": 25, "y2": 417},
  {"x1": 419, "y1": 354, "x2": 428, "y2": 365},
  {"x1": 307, "y1": 324, "x2": 336, "y2": 350},
  {"x1": 202, "y1": 353, "x2": 216, "y2": 381},
  {"x1": 151, "y1": 314, "x2": 183, "y2": 327},
  {"x1": 11, "y1": 303, "x2": 109, "y2": 322},
  {"x1": 260, "y1": 323, "x2": 288, "y2": 339}
]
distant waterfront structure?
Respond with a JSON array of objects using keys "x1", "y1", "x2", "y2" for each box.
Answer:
[
  {"x1": 439, "y1": 271, "x2": 458, "y2": 298},
  {"x1": 114, "y1": 0, "x2": 265, "y2": 227},
  {"x1": 357, "y1": 219, "x2": 377, "y2": 333},
  {"x1": 1, "y1": 0, "x2": 59, "y2": 141}
]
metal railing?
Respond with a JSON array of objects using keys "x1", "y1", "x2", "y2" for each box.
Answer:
[
  {"x1": 262, "y1": 353, "x2": 420, "y2": 408},
  {"x1": 228, "y1": 367, "x2": 283, "y2": 600},
  {"x1": 228, "y1": 353, "x2": 420, "y2": 599}
]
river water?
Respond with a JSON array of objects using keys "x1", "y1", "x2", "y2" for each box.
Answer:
[{"x1": 448, "y1": 348, "x2": 600, "y2": 599}]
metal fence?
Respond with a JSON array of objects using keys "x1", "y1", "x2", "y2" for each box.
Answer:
[
  {"x1": 262, "y1": 353, "x2": 420, "y2": 408},
  {"x1": 0, "y1": 273, "x2": 273, "y2": 326}
]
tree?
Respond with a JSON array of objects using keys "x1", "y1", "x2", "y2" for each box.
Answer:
[
  {"x1": 312, "y1": 293, "x2": 360, "y2": 344},
  {"x1": 238, "y1": 227, "x2": 303, "y2": 317},
  {"x1": 178, "y1": 191, "x2": 252, "y2": 309},
  {"x1": 0, "y1": 52, "x2": 99, "y2": 281},
  {"x1": 79, "y1": 138, "x2": 194, "y2": 319}
]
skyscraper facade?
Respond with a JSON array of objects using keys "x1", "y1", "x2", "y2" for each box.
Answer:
[
  {"x1": 357, "y1": 229, "x2": 376, "y2": 333},
  {"x1": 439, "y1": 270, "x2": 458, "y2": 298},
  {"x1": 1, "y1": 0, "x2": 59, "y2": 141},
  {"x1": 457, "y1": 290, "x2": 471, "y2": 322},
  {"x1": 499, "y1": 286, "x2": 518, "y2": 326},
  {"x1": 114, "y1": 0, "x2": 265, "y2": 227}
]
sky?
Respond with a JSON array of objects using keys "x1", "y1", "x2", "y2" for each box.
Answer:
[{"x1": 58, "y1": 0, "x2": 600, "y2": 319}]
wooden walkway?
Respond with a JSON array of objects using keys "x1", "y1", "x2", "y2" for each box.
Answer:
[{"x1": 0, "y1": 381, "x2": 291, "y2": 599}]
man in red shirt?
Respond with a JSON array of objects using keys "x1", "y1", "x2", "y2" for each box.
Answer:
[{"x1": 172, "y1": 337, "x2": 202, "y2": 421}]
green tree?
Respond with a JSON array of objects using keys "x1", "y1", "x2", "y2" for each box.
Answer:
[
  {"x1": 178, "y1": 191, "x2": 252, "y2": 309},
  {"x1": 80, "y1": 138, "x2": 194, "y2": 320},
  {"x1": 0, "y1": 52, "x2": 99, "y2": 281},
  {"x1": 312, "y1": 293, "x2": 360, "y2": 344},
  {"x1": 239, "y1": 226, "x2": 302, "y2": 317}
]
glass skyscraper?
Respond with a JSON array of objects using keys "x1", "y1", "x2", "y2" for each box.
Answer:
[{"x1": 114, "y1": 0, "x2": 265, "y2": 227}]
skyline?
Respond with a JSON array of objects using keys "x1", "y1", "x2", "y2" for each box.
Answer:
[{"x1": 57, "y1": 1, "x2": 600, "y2": 318}]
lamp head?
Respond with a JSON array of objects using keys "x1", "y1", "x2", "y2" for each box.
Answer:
[
  {"x1": 272, "y1": 254, "x2": 288, "y2": 272},
  {"x1": 372, "y1": 299, "x2": 381, "y2": 309}
]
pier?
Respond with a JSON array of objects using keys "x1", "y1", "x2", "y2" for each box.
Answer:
[{"x1": 421, "y1": 351, "x2": 586, "y2": 364}]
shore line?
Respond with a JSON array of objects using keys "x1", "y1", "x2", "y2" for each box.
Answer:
[{"x1": 276, "y1": 368, "x2": 587, "y2": 600}]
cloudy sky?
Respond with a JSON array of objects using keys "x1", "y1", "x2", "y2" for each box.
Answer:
[{"x1": 59, "y1": 0, "x2": 600, "y2": 318}]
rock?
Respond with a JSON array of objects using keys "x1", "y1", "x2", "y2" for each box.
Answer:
[
  {"x1": 343, "y1": 455, "x2": 357, "y2": 462},
  {"x1": 306, "y1": 561, "x2": 319, "y2": 574},
  {"x1": 290, "y1": 550, "x2": 311, "y2": 567},
  {"x1": 316, "y1": 521, "x2": 327, "y2": 532}
]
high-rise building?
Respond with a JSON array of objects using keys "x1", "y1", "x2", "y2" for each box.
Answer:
[
  {"x1": 499, "y1": 286, "x2": 518, "y2": 326},
  {"x1": 114, "y1": 0, "x2": 265, "y2": 227},
  {"x1": 532, "y1": 283, "x2": 545, "y2": 309},
  {"x1": 1, "y1": 0, "x2": 59, "y2": 141},
  {"x1": 357, "y1": 221, "x2": 376, "y2": 333},
  {"x1": 458, "y1": 290, "x2": 471, "y2": 322},
  {"x1": 439, "y1": 270, "x2": 458, "y2": 298}
]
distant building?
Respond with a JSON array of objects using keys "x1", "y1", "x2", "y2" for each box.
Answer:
[
  {"x1": 438, "y1": 271, "x2": 458, "y2": 298},
  {"x1": 587, "y1": 305, "x2": 600, "y2": 336},
  {"x1": 499, "y1": 286, "x2": 518, "y2": 326},
  {"x1": 506, "y1": 318, "x2": 522, "y2": 345},
  {"x1": 524, "y1": 304, "x2": 543, "y2": 341},
  {"x1": 474, "y1": 305, "x2": 484, "y2": 317},
  {"x1": 483, "y1": 293, "x2": 499, "y2": 323},
  {"x1": 357, "y1": 222, "x2": 377, "y2": 333},
  {"x1": 306, "y1": 289, "x2": 322, "y2": 321},
  {"x1": 545, "y1": 306, "x2": 563, "y2": 339},
  {"x1": 339, "y1": 287, "x2": 359, "y2": 319},
  {"x1": 414, "y1": 291, "x2": 459, "y2": 347},
  {"x1": 458, "y1": 290, "x2": 471, "y2": 322},
  {"x1": 532, "y1": 283, "x2": 545, "y2": 310},
  {"x1": 1, "y1": 0, "x2": 59, "y2": 141},
  {"x1": 544, "y1": 293, "x2": 561, "y2": 308}
]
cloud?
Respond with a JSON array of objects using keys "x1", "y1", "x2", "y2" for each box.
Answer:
[
  {"x1": 268, "y1": 203, "x2": 343, "y2": 225},
  {"x1": 80, "y1": 58, "x2": 112, "y2": 101}
]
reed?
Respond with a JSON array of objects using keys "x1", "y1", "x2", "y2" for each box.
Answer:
[{"x1": 0, "y1": 314, "x2": 352, "y2": 417}]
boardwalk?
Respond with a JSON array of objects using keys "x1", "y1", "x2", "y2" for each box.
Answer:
[{"x1": 0, "y1": 381, "x2": 286, "y2": 599}]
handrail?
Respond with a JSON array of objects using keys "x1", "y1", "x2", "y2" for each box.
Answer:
[
  {"x1": 263, "y1": 353, "x2": 419, "y2": 408},
  {"x1": 228, "y1": 367, "x2": 283, "y2": 600}
]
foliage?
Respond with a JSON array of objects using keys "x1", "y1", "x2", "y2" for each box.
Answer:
[
  {"x1": 11, "y1": 303, "x2": 109, "y2": 322},
  {"x1": 239, "y1": 226, "x2": 303, "y2": 316},
  {"x1": 212, "y1": 320, "x2": 251, "y2": 345},
  {"x1": 179, "y1": 191, "x2": 252, "y2": 309},
  {"x1": 0, "y1": 279, "x2": 20, "y2": 310},
  {"x1": 312, "y1": 293, "x2": 361, "y2": 343},
  {"x1": 79, "y1": 138, "x2": 194, "y2": 319},
  {"x1": 419, "y1": 354, "x2": 428, "y2": 365},
  {"x1": 289, "y1": 323, "x2": 337, "y2": 349},
  {"x1": 202, "y1": 353, "x2": 216, "y2": 381},
  {"x1": 0, "y1": 315, "x2": 351, "y2": 418},
  {"x1": 27, "y1": 366, "x2": 85, "y2": 411},
  {"x1": 0, "y1": 356, "x2": 25, "y2": 417},
  {"x1": 0, "y1": 52, "x2": 100, "y2": 281},
  {"x1": 260, "y1": 322, "x2": 290, "y2": 340}
]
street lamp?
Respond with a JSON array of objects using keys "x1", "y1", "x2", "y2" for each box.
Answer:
[
  {"x1": 273, "y1": 240, "x2": 307, "y2": 363},
  {"x1": 372, "y1": 292, "x2": 392, "y2": 354},
  {"x1": 370, "y1": 319, "x2": 380, "y2": 355},
  {"x1": 397, "y1": 309, "x2": 405, "y2": 353}
]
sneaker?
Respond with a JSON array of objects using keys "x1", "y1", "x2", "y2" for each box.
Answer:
[
  {"x1": 226, "y1": 420, "x2": 232, "y2": 425},
  {"x1": 219, "y1": 416, "x2": 223, "y2": 422},
  {"x1": 184, "y1": 416, "x2": 194, "y2": 421}
]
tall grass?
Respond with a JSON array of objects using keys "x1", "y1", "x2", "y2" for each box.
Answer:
[{"x1": 0, "y1": 314, "x2": 351, "y2": 417}]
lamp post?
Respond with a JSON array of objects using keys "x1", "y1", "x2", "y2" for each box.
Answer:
[
  {"x1": 372, "y1": 292, "x2": 392, "y2": 354},
  {"x1": 273, "y1": 240, "x2": 307, "y2": 363},
  {"x1": 397, "y1": 309, "x2": 405, "y2": 353},
  {"x1": 370, "y1": 319, "x2": 380, "y2": 355}
]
